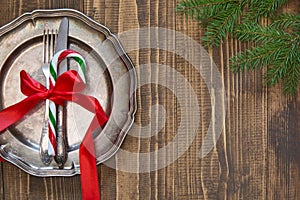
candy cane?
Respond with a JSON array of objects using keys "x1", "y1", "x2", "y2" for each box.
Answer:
[{"x1": 48, "y1": 49, "x2": 87, "y2": 155}]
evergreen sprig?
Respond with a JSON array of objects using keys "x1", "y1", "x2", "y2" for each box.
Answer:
[
  {"x1": 245, "y1": 0, "x2": 288, "y2": 22},
  {"x1": 176, "y1": 0, "x2": 300, "y2": 95}
]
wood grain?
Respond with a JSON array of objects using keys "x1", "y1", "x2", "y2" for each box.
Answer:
[
  {"x1": 0, "y1": 0, "x2": 299, "y2": 199},
  {"x1": 267, "y1": 2, "x2": 300, "y2": 199}
]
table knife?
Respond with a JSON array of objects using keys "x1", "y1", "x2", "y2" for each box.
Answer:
[{"x1": 54, "y1": 17, "x2": 69, "y2": 168}]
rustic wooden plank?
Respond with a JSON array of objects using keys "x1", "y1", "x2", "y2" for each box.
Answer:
[
  {"x1": 0, "y1": 0, "x2": 24, "y2": 27},
  {"x1": 0, "y1": 0, "x2": 84, "y2": 27},
  {"x1": 267, "y1": 93, "x2": 300, "y2": 199},
  {"x1": 214, "y1": 32, "x2": 268, "y2": 199},
  {"x1": 175, "y1": 1, "x2": 269, "y2": 199},
  {"x1": 83, "y1": 1, "x2": 120, "y2": 199},
  {"x1": 88, "y1": 0, "x2": 181, "y2": 199},
  {"x1": 0, "y1": 163, "x2": 3, "y2": 199},
  {"x1": 0, "y1": 1, "x2": 84, "y2": 199},
  {"x1": 267, "y1": 2, "x2": 300, "y2": 199},
  {"x1": 221, "y1": 15, "x2": 269, "y2": 200},
  {"x1": 86, "y1": 0, "x2": 139, "y2": 199},
  {"x1": 1, "y1": 164, "x2": 29, "y2": 199},
  {"x1": 26, "y1": 175, "x2": 82, "y2": 199},
  {"x1": 175, "y1": 14, "x2": 205, "y2": 200},
  {"x1": 132, "y1": 1, "x2": 153, "y2": 199},
  {"x1": 154, "y1": 1, "x2": 178, "y2": 200},
  {"x1": 123, "y1": 0, "x2": 178, "y2": 199},
  {"x1": 215, "y1": 39, "x2": 231, "y2": 200},
  {"x1": 0, "y1": 2, "x2": 10, "y2": 198}
]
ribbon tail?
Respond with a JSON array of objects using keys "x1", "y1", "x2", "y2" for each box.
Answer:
[
  {"x1": 69, "y1": 94, "x2": 107, "y2": 200},
  {"x1": 80, "y1": 117, "x2": 101, "y2": 200},
  {"x1": 0, "y1": 96, "x2": 42, "y2": 132}
]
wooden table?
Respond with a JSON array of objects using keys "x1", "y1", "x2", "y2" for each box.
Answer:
[{"x1": 0, "y1": 0, "x2": 299, "y2": 199}]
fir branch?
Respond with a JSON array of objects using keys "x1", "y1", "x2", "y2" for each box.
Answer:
[
  {"x1": 282, "y1": 56, "x2": 300, "y2": 94},
  {"x1": 230, "y1": 42, "x2": 285, "y2": 72},
  {"x1": 246, "y1": 0, "x2": 289, "y2": 21},
  {"x1": 203, "y1": 3, "x2": 243, "y2": 46},
  {"x1": 175, "y1": 0, "x2": 240, "y2": 17},
  {"x1": 271, "y1": 13, "x2": 300, "y2": 30},
  {"x1": 282, "y1": 38, "x2": 300, "y2": 94},
  {"x1": 264, "y1": 41, "x2": 298, "y2": 86},
  {"x1": 176, "y1": 0, "x2": 300, "y2": 94},
  {"x1": 176, "y1": 0, "x2": 245, "y2": 46},
  {"x1": 176, "y1": 0, "x2": 239, "y2": 13},
  {"x1": 234, "y1": 22, "x2": 294, "y2": 44},
  {"x1": 231, "y1": 36, "x2": 300, "y2": 94},
  {"x1": 176, "y1": 0, "x2": 242, "y2": 25}
]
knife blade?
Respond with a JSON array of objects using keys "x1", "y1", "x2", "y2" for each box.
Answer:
[
  {"x1": 54, "y1": 17, "x2": 69, "y2": 168},
  {"x1": 55, "y1": 17, "x2": 68, "y2": 72}
]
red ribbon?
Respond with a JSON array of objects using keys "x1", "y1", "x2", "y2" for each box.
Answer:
[{"x1": 0, "y1": 70, "x2": 108, "y2": 200}]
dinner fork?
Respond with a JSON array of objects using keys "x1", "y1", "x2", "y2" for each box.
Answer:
[{"x1": 40, "y1": 28, "x2": 55, "y2": 165}]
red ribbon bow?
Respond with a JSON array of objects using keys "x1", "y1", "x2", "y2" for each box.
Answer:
[{"x1": 0, "y1": 70, "x2": 107, "y2": 200}]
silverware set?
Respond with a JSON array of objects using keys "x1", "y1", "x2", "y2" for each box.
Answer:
[{"x1": 40, "y1": 18, "x2": 69, "y2": 168}]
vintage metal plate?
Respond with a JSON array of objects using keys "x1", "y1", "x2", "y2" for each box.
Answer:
[{"x1": 0, "y1": 9, "x2": 136, "y2": 176}]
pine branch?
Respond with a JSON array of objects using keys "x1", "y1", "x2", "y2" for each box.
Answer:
[
  {"x1": 232, "y1": 36, "x2": 300, "y2": 94},
  {"x1": 264, "y1": 41, "x2": 298, "y2": 86},
  {"x1": 246, "y1": 0, "x2": 289, "y2": 22},
  {"x1": 176, "y1": 0, "x2": 300, "y2": 94},
  {"x1": 203, "y1": 3, "x2": 243, "y2": 46},
  {"x1": 230, "y1": 42, "x2": 284, "y2": 72},
  {"x1": 176, "y1": 0, "x2": 242, "y2": 31},
  {"x1": 176, "y1": 0, "x2": 245, "y2": 46},
  {"x1": 282, "y1": 38, "x2": 300, "y2": 94},
  {"x1": 234, "y1": 22, "x2": 294, "y2": 44},
  {"x1": 176, "y1": 0, "x2": 240, "y2": 18},
  {"x1": 271, "y1": 13, "x2": 300, "y2": 30},
  {"x1": 176, "y1": 0, "x2": 240, "y2": 13}
]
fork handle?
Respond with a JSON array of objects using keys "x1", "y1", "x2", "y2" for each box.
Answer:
[{"x1": 40, "y1": 120, "x2": 53, "y2": 165}]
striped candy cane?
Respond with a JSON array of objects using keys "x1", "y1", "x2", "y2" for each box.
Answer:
[{"x1": 48, "y1": 49, "x2": 87, "y2": 155}]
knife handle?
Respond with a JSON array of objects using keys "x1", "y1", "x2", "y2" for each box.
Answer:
[{"x1": 55, "y1": 104, "x2": 68, "y2": 168}]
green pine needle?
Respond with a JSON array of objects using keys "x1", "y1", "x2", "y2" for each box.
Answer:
[
  {"x1": 202, "y1": 3, "x2": 242, "y2": 46},
  {"x1": 246, "y1": 0, "x2": 289, "y2": 22},
  {"x1": 234, "y1": 22, "x2": 293, "y2": 44},
  {"x1": 230, "y1": 42, "x2": 285, "y2": 72},
  {"x1": 176, "y1": 0, "x2": 300, "y2": 95},
  {"x1": 271, "y1": 13, "x2": 300, "y2": 30}
]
